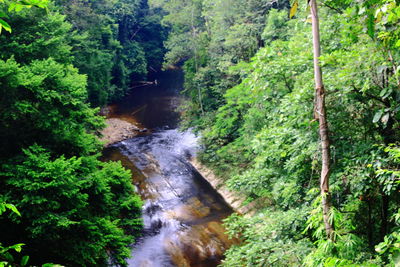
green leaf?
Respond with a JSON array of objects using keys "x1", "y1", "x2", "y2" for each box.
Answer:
[
  {"x1": 21, "y1": 255, "x2": 29, "y2": 266},
  {"x1": 5, "y1": 204, "x2": 20, "y2": 216},
  {"x1": 3, "y1": 252, "x2": 13, "y2": 262},
  {"x1": 8, "y1": 2, "x2": 16, "y2": 12},
  {"x1": 0, "y1": 203, "x2": 5, "y2": 215},
  {"x1": 366, "y1": 13, "x2": 375, "y2": 38},
  {"x1": 373, "y1": 110, "x2": 384, "y2": 123},
  {"x1": 9, "y1": 243, "x2": 24, "y2": 253},
  {"x1": 379, "y1": 87, "x2": 388, "y2": 97},
  {"x1": 0, "y1": 19, "x2": 11, "y2": 33}
]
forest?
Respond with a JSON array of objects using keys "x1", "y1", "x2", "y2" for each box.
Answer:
[
  {"x1": 0, "y1": 0, "x2": 162, "y2": 266},
  {"x1": 1, "y1": 0, "x2": 400, "y2": 266},
  {"x1": 155, "y1": 0, "x2": 400, "y2": 265}
]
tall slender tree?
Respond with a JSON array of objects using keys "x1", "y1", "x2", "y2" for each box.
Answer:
[
  {"x1": 291, "y1": 0, "x2": 333, "y2": 238},
  {"x1": 309, "y1": 0, "x2": 333, "y2": 239}
]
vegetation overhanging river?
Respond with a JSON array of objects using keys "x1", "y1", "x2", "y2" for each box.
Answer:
[{"x1": 102, "y1": 69, "x2": 237, "y2": 267}]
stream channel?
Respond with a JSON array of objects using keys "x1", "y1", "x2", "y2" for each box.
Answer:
[{"x1": 102, "y1": 70, "x2": 236, "y2": 267}]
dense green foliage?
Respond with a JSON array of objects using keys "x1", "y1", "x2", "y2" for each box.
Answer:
[
  {"x1": 157, "y1": 0, "x2": 400, "y2": 265},
  {"x1": 0, "y1": 203, "x2": 26, "y2": 267},
  {"x1": 0, "y1": 1, "x2": 164, "y2": 266},
  {"x1": 0, "y1": 0, "x2": 49, "y2": 34},
  {"x1": 1, "y1": 146, "x2": 142, "y2": 266},
  {"x1": 54, "y1": 0, "x2": 167, "y2": 106},
  {"x1": 4, "y1": 0, "x2": 400, "y2": 265}
]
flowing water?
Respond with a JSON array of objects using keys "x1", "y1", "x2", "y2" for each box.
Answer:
[{"x1": 102, "y1": 70, "x2": 236, "y2": 267}]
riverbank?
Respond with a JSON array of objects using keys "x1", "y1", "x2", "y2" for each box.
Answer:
[
  {"x1": 101, "y1": 118, "x2": 141, "y2": 146},
  {"x1": 190, "y1": 158, "x2": 254, "y2": 216}
]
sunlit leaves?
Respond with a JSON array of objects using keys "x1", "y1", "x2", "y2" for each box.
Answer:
[
  {"x1": 161, "y1": 0, "x2": 400, "y2": 266},
  {"x1": 222, "y1": 209, "x2": 312, "y2": 266},
  {"x1": 373, "y1": 146, "x2": 400, "y2": 194},
  {"x1": 375, "y1": 232, "x2": 400, "y2": 264},
  {"x1": 0, "y1": 0, "x2": 48, "y2": 34},
  {"x1": 0, "y1": 203, "x2": 20, "y2": 216},
  {"x1": 0, "y1": 18, "x2": 10, "y2": 33}
]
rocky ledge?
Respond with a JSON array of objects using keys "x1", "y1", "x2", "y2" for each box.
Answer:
[
  {"x1": 101, "y1": 118, "x2": 142, "y2": 146},
  {"x1": 190, "y1": 158, "x2": 255, "y2": 216}
]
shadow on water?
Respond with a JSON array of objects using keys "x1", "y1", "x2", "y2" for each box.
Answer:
[
  {"x1": 107, "y1": 69, "x2": 184, "y2": 129},
  {"x1": 102, "y1": 69, "x2": 237, "y2": 267}
]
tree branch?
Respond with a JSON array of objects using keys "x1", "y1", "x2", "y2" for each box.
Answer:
[
  {"x1": 351, "y1": 84, "x2": 390, "y2": 107},
  {"x1": 321, "y1": 2, "x2": 343, "y2": 14}
]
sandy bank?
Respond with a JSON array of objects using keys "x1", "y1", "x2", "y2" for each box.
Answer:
[{"x1": 101, "y1": 118, "x2": 142, "y2": 146}]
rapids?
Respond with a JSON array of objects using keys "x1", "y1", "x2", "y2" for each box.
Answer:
[{"x1": 102, "y1": 70, "x2": 236, "y2": 267}]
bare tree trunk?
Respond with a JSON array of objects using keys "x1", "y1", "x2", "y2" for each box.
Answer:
[{"x1": 310, "y1": 0, "x2": 334, "y2": 239}]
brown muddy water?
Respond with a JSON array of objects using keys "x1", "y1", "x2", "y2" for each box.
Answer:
[{"x1": 102, "y1": 70, "x2": 237, "y2": 267}]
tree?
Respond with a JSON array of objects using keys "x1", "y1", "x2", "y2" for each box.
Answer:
[
  {"x1": 309, "y1": 0, "x2": 333, "y2": 240},
  {"x1": 291, "y1": 0, "x2": 333, "y2": 239},
  {"x1": 0, "y1": 7, "x2": 143, "y2": 266},
  {"x1": 0, "y1": 0, "x2": 48, "y2": 34},
  {"x1": 52, "y1": 0, "x2": 166, "y2": 107}
]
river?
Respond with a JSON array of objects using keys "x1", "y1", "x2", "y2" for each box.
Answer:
[{"x1": 102, "y1": 70, "x2": 236, "y2": 267}]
